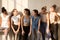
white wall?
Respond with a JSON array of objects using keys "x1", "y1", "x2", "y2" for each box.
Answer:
[
  {"x1": 28, "y1": 0, "x2": 60, "y2": 12},
  {"x1": 0, "y1": 0, "x2": 2, "y2": 13},
  {"x1": 1, "y1": 0, "x2": 28, "y2": 12},
  {"x1": 0, "y1": 0, "x2": 60, "y2": 12}
]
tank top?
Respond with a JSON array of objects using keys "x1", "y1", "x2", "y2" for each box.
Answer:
[
  {"x1": 11, "y1": 15, "x2": 20, "y2": 25},
  {"x1": 50, "y1": 12, "x2": 55, "y2": 23},
  {"x1": 1, "y1": 13, "x2": 9, "y2": 29},
  {"x1": 23, "y1": 16, "x2": 30, "y2": 25}
]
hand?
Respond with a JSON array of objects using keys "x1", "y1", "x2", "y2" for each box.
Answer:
[
  {"x1": 2, "y1": 29, "x2": 6, "y2": 32},
  {"x1": 3, "y1": 29, "x2": 8, "y2": 35},
  {"x1": 28, "y1": 31, "x2": 31, "y2": 36},
  {"x1": 15, "y1": 31, "x2": 18, "y2": 35},
  {"x1": 46, "y1": 28, "x2": 50, "y2": 34},
  {"x1": 37, "y1": 30, "x2": 40, "y2": 33},
  {"x1": 22, "y1": 30, "x2": 25, "y2": 35},
  {"x1": 54, "y1": 22, "x2": 57, "y2": 24},
  {"x1": 13, "y1": 31, "x2": 17, "y2": 35},
  {"x1": 16, "y1": 30, "x2": 19, "y2": 33}
]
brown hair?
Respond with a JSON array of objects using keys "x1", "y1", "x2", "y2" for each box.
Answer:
[
  {"x1": 41, "y1": 6, "x2": 47, "y2": 11},
  {"x1": 11, "y1": 9, "x2": 17, "y2": 17},
  {"x1": 52, "y1": 4, "x2": 57, "y2": 10}
]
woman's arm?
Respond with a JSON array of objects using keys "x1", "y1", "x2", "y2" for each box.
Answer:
[
  {"x1": 38, "y1": 19, "x2": 40, "y2": 31},
  {"x1": 28, "y1": 18, "x2": 32, "y2": 36},
  {"x1": 0, "y1": 16, "x2": 2, "y2": 27},
  {"x1": 46, "y1": 13, "x2": 50, "y2": 33},
  {"x1": 30, "y1": 18, "x2": 32, "y2": 33},
  {"x1": 47, "y1": 13, "x2": 49, "y2": 29},
  {"x1": 16, "y1": 18, "x2": 20, "y2": 33},
  {"x1": 7, "y1": 17, "x2": 10, "y2": 30},
  {"x1": 21, "y1": 16, "x2": 24, "y2": 31},
  {"x1": 11, "y1": 19, "x2": 16, "y2": 33},
  {"x1": 21, "y1": 16, "x2": 25, "y2": 35}
]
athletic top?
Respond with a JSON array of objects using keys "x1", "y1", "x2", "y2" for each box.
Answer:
[
  {"x1": 50, "y1": 12, "x2": 56, "y2": 23},
  {"x1": 1, "y1": 13, "x2": 9, "y2": 29},
  {"x1": 23, "y1": 16, "x2": 30, "y2": 25},
  {"x1": 11, "y1": 15, "x2": 20, "y2": 25}
]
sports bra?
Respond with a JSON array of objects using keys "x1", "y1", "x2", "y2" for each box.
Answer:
[{"x1": 23, "y1": 16, "x2": 30, "y2": 25}]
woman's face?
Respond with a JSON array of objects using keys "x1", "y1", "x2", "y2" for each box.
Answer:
[
  {"x1": 24, "y1": 10, "x2": 27, "y2": 15},
  {"x1": 13, "y1": 10, "x2": 18, "y2": 16},
  {"x1": 50, "y1": 7, "x2": 54, "y2": 12},
  {"x1": 32, "y1": 11, "x2": 36, "y2": 16},
  {"x1": 24, "y1": 10, "x2": 29, "y2": 16}
]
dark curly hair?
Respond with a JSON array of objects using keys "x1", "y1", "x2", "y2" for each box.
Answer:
[{"x1": 1, "y1": 7, "x2": 8, "y2": 15}]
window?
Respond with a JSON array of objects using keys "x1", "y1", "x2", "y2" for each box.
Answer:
[{"x1": 2, "y1": 0, "x2": 28, "y2": 12}]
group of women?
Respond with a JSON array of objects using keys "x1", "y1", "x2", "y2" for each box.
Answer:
[{"x1": 0, "y1": 4, "x2": 59, "y2": 40}]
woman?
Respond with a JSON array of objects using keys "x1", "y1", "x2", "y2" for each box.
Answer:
[
  {"x1": 39, "y1": 7, "x2": 49, "y2": 40},
  {"x1": 31, "y1": 9, "x2": 40, "y2": 40},
  {"x1": 49, "y1": 5, "x2": 59, "y2": 40},
  {"x1": 11, "y1": 9, "x2": 20, "y2": 40},
  {"x1": 0, "y1": 7, "x2": 10, "y2": 40},
  {"x1": 21, "y1": 8, "x2": 31, "y2": 40}
]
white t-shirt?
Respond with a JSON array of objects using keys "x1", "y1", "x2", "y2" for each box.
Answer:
[
  {"x1": 11, "y1": 15, "x2": 20, "y2": 25},
  {"x1": 1, "y1": 13, "x2": 9, "y2": 29}
]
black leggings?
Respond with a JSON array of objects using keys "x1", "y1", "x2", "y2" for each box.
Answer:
[
  {"x1": 50, "y1": 23, "x2": 58, "y2": 40},
  {"x1": 13, "y1": 25, "x2": 18, "y2": 31},
  {"x1": 23, "y1": 26, "x2": 30, "y2": 40}
]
